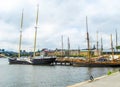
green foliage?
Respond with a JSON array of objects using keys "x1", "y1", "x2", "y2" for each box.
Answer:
[
  {"x1": 69, "y1": 55, "x2": 85, "y2": 57},
  {"x1": 107, "y1": 71, "x2": 112, "y2": 75},
  {"x1": 56, "y1": 55, "x2": 65, "y2": 57},
  {"x1": 20, "y1": 53, "x2": 30, "y2": 56},
  {"x1": 92, "y1": 55, "x2": 99, "y2": 57},
  {"x1": 116, "y1": 46, "x2": 120, "y2": 49}
]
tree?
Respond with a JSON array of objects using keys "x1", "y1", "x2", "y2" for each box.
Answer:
[{"x1": 116, "y1": 46, "x2": 120, "y2": 49}]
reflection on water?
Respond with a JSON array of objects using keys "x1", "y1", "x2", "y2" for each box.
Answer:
[{"x1": 0, "y1": 58, "x2": 119, "y2": 87}]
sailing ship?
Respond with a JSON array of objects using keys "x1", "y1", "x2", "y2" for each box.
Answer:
[
  {"x1": 9, "y1": 6, "x2": 56, "y2": 65},
  {"x1": 30, "y1": 5, "x2": 56, "y2": 65},
  {"x1": 8, "y1": 57, "x2": 32, "y2": 64},
  {"x1": 73, "y1": 16, "x2": 120, "y2": 67},
  {"x1": 8, "y1": 10, "x2": 32, "y2": 64}
]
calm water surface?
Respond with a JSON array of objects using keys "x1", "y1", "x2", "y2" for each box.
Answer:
[{"x1": 0, "y1": 58, "x2": 119, "y2": 87}]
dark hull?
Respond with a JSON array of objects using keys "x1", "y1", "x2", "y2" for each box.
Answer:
[
  {"x1": 73, "y1": 62, "x2": 120, "y2": 67},
  {"x1": 32, "y1": 58, "x2": 56, "y2": 65},
  {"x1": 8, "y1": 58, "x2": 31, "y2": 65}
]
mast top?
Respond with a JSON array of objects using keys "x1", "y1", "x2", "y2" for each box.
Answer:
[
  {"x1": 33, "y1": 4, "x2": 39, "y2": 58},
  {"x1": 20, "y1": 9, "x2": 24, "y2": 30},
  {"x1": 86, "y1": 16, "x2": 88, "y2": 33},
  {"x1": 36, "y1": 4, "x2": 39, "y2": 27}
]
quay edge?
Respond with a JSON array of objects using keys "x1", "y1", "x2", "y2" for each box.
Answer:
[{"x1": 67, "y1": 72, "x2": 120, "y2": 87}]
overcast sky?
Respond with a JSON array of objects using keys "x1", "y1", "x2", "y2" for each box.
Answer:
[{"x1": 0, "y1": 0, "x2": 120, "y2": 51}]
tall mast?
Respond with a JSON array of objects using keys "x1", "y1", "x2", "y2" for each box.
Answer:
[
  {"x1": 78, "y1": 46, "x2": 80, "y2": 56},
  {"x1": 111, "y1": 34, "x2": 114, "y2": 60},
  {"x1": 86, "y1": 16, "x2": 90, "y2": 61},
  {"x1": 101, "y1": 36, "x2": 103, "y2": 55},
  {"x1": 96, "y1": 31, "x2": 99, "y2": 56},
  {"x1": 68, "y1": 37, "x2": 70, "y2": 58},
  {"x1": 61, "y1": 35, "x2": 64, "y2": 57},
  {"x1": 18, "y1": 9, "x2": 24, "y2": 58},
  {"x1": 33, "y1": 5, "x2": 39, "y2": 58},
  {"x1": 116, "y1": 29, "x2": 118, "y2": 52}
]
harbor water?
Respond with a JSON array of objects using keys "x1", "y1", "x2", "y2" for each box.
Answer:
[{"x1": 0, "y1": 58, "x2": 119, "y2": 87}]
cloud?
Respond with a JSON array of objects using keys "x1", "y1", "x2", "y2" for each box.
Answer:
[{"x1": 0, "y1": 0, "x2": 120, "y2": 51}]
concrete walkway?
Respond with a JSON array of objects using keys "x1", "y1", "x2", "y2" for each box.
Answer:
[{"x1": 67, "y1": 72, "x2": 120, "y2": 87}]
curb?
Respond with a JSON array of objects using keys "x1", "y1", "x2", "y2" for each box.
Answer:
[{"x1": 67, "y1": 72, "x2": 119, "y2": 87}]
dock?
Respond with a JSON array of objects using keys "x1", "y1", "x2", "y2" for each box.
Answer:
[
  {"x1": 53, "y1": 60, "x2": 73, "y2": 66},
  {"x1": 67, "y1": 71, "x2": 120, "y2": 87}
]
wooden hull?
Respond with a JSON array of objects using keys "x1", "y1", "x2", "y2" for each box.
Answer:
[{"x1": 73, "y1": 62, "x2": 120, "y2": 67}]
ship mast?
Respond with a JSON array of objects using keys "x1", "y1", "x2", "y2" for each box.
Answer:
[
  {"x1": 111, "y1": 34, "x2": 114, "y2": 61},
  {"x1": 18, "y1": 9, "x2": 24, "y2": 58},
  {"x1": 86, "y1": 16, "x2": 90, "y2": 62},
  {"x1": 61, "y1": 35, "x2": 64, "y2": 57},
  {"x1": 115, "y1": 29, "x2": 118, "y2": 52},
  {"x1": 33, "y1": 5, "x2": 39, "y2": 58},
  {"x1": 78, "y1": 46, "x2": 80, "y2": 56},
  {"x1": 67, "y1": 37, "x2": 70, "y2": 58},
  {"x1": 96, "y1": 31, "x2": 99, "y2": 56},
  {"x1": 101, "y1": 36, "x2": 103, "y2": 55}
]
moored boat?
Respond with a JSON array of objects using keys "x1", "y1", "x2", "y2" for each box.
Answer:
[
  {"x1": 8, "y1": 57, "x2": 32, "y2": 64},
  {"x1": 73, "y1": 17, "x2": 120, "y2": 67},
  {"x1": 9, "y1": 6, "x2": 56, "y2": 65},
  {"x1": 8, "y1": 10, "x2": 31, "y2": 65},
  {"x1": 30, "y1": 5, "x2": 56, "y2": 65},
  {"x1": 31, "y1": 56, "x2": 56, "y2": 65},
  {"x1": 73, "y1": 61, "x2": 120, "y2": 67}
]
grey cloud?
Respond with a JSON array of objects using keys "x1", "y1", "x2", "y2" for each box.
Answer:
[{"x1": 1, "y1": 0, "x2": 120, "y2": 51}]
